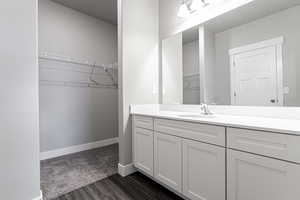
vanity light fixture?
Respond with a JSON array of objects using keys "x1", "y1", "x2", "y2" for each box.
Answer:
[
  {"x1": 178, "y1": 0, "x2": 211, "y2": 18},
  {"x1": 190, "y1": 0, "x2": 210, "y2": 11},
  {"x1": 178, "y1": 1, "x2": 191, "y2": 18},
  {"x1": 178, "y1": 0, "x2": 230, "y2": 18}
]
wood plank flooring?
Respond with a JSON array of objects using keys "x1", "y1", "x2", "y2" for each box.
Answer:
[{"x1": 53, "y1": 172, "x2": 184, "y2": 200}]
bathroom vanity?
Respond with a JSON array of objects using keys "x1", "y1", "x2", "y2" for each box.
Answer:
[
  {"x1": 131, "y1": 106, "x2": 300, "y2": 200},
  {"x1": 132, "y1": 2, "x2": 300, "y2": 199}
]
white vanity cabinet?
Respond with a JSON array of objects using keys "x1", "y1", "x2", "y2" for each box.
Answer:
[
  {"x1": 227, "y1": 127, "x2": 300, "y2": 163},
  {"x1": 133, "y1": 115, "x2": 154, "y2": 177},
  {"x1": 227, "y1": 150, "x2": 300, "y2": 200},
  {"x1": 227, "y1": 128, "x2": 300, "y2": 200},
  {"x1": 133, "y1": 127, "x2": 154, "y2": 176},
  {"x1": 132, "y1": 114, "x2": 300, "y2": 200},
  {"x1": 154, "y1": 118, "x2": 226, "y2": 146},
  {"x1": 154, "y1": 132, "x2": 182, "y2": 192},
  {"x1": 182, "y1": 139, "x2": 225, "y2": 200},
  {"x1": 133, "y1": 115, "x2": 226, "y2": 199}
]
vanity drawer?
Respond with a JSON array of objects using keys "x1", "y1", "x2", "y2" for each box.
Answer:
[
  {"x1": 133, "y1": 115, "x2": 154, "y2": 130},
  {"x1": 227, "y1": 128, "x2": 300, "y2": 163},
  {"x1": 154, "y1": 119, "x2": 226, "y2": 146}
]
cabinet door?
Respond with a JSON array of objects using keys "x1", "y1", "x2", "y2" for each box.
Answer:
[
  {"x1": 133, "y1": 127, "x2": 154, "y2": 176},
  {"x1": 183, "y1": 139, "x2": 225, "y2": 200},
  {"x1": 154, "y1": 132, "x2": 182, "y2": 192},
  {"x1": 228, "y1": 150, "x2": 300, "y2": 200}
]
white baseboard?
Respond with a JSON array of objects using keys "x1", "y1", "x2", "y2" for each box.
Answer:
[
  {"x1": 40, "y1": 137, "x2": 119, "y2": 161},
  {"x1": 118, "y1": 163, "x2": 136, "y2": 177},
  {"x1": 32, "y1": 190, "x2": 43, "y2": 200}
]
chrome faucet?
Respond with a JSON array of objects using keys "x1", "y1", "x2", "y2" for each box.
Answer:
[{"x1": 200, "y1": 103, "x2": 212, "y2": 115}]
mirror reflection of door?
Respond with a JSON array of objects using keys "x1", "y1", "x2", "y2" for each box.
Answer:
[{"x1": 229, "y1": 37, "x2": 283, "y2": 106}]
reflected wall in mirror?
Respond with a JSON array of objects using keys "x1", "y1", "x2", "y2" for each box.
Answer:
[
  {"x1": 162, "y1": 27, "x2": 202, "y2": 105},
  {"x1": 182, "y1": 28, "x2": 200, "y2": 104},
  {"x1": 162, "y1": 1, "x2": 300, "y2": 107}
]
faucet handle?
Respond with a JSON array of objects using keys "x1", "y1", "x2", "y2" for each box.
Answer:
[{"x1": 200, "y1": 103, "x2": 213, "y2": 115}]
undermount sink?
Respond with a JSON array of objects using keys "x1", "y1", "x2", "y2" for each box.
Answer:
[{"x1": 176, "y1": 114, "x2": 215, "y2": 118}]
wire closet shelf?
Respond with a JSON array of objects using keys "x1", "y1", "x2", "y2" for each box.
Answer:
[
  {"x1": 183, "y1": 73, "x2": 200, "y2": 90},
  {"x1": 39, "y1": 52, "x2": 118, "y2": 89}
]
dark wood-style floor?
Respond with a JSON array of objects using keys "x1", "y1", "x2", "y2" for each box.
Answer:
[{"x1": 53, "y1": 172, "x2": 184, "y2": 200}]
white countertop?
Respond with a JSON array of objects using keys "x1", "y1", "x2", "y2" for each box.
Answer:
[{"x1": 131, "y1": 108, "x2": 300, "y2": 135}]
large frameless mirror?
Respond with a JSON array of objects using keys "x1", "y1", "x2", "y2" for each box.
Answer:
[{"x1": 162, "y1": 0, "x2": 300, "y2": 106}]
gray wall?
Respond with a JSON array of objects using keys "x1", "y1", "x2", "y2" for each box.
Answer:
[
  {"x1": 39, "y1": 0, "x2": 118, "y2": 152},
  {"x1": 0, "y1": 0, "x2": 40, "y2": 199},
  {"x1": 118, "y1": 0, "x2": 159, "y2": 166},
  {"x1": 183, "y1": 40, "x2": 200, "y2": 104},
  {"x1": 214, "y1": 5, "x2": 300, "y2": 106}
]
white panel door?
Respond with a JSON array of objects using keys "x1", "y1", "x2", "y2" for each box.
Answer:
[
  {"x1": 154, "y1": 132, "x2": 182, "y2": 192},
  {"x1": 183, "y1": 139, "x2": 225, "y2": 200},
  {"x1": 232, "y1": 46, "x2": 279, "y2": 106},
  {"x1": 228, "y1": 150, "x2": 300, "y2": 200},
  {"x1": 133, "y1": 127, "x2": 154, "y2": 176},
  {"x1": 162, "y1": 33, "x2": 183, "y2": 104}
]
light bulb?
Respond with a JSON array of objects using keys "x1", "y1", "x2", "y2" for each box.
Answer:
[
  {"x1": 191, "y1": 0, "x2": 210, "y2": 11},
  {"x1": 177, "y1": 3, "x2": 190, "y2": 18},
  {"x1": 190, "y1": 0, "x2": 203, "y2": 10}
]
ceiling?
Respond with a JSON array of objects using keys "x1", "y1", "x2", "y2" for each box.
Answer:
[
  {"x1": 51, "y1": 0, "x2": 118, "y2": 24},
  {"x1": 204, "y1": 0, "x2": 300, "y2": 33},
  {"x1": 50, "y1": 0, "x2": 300, "y2": 32}
]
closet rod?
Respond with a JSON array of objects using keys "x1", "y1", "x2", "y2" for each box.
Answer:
[
  {"x1": 39, "y1": 53, "x2": 117, "y2": 70},
  {"x1": 40, "y1": 80, "x2": 118, "y2": 89},
  {"x1": 183, "y1": 73, "x2": 200, "y2": 78},
  {"x1": 39, "y1": 66, "x2": 109, "y2": 76},
  {"x1": 184, "y1": 87, "x2": 201, "y2": 90}
]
